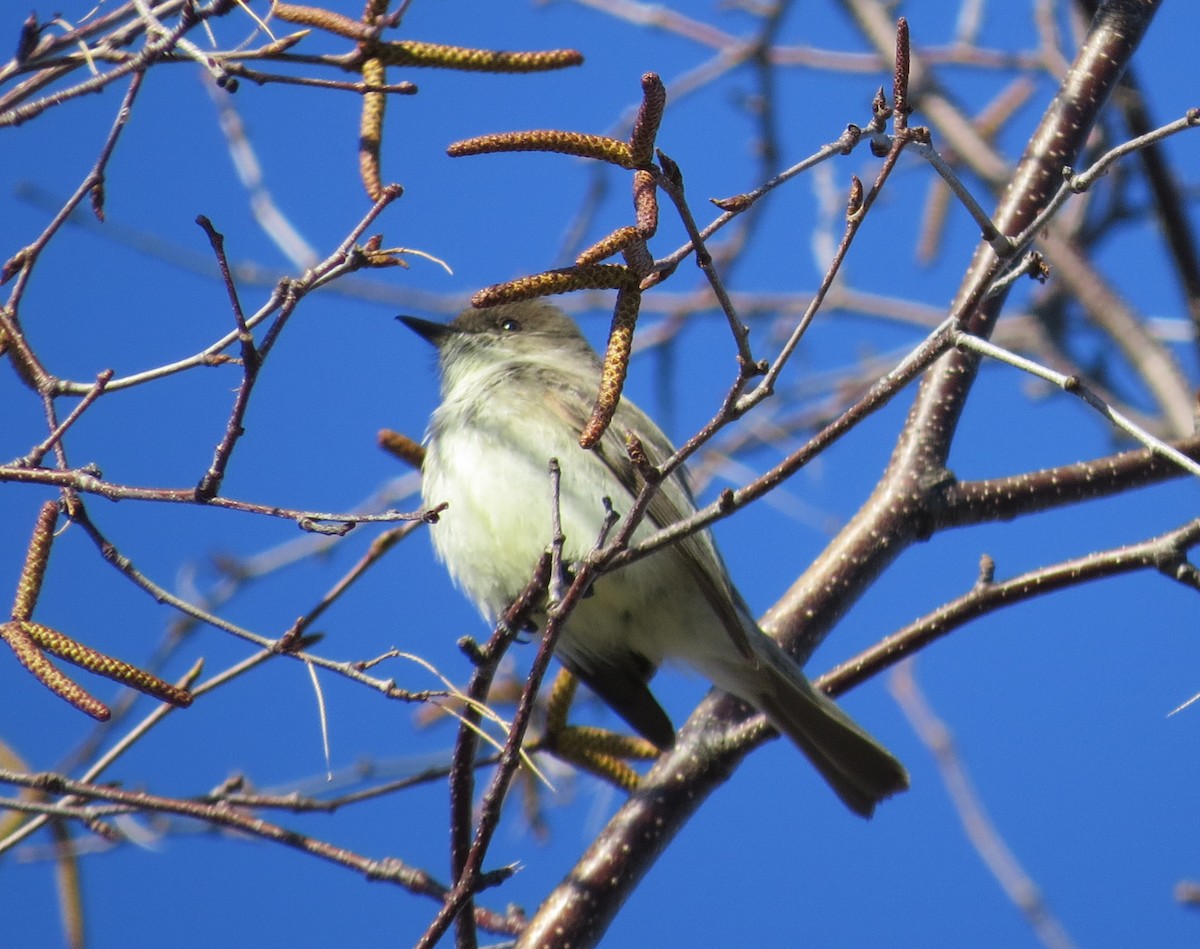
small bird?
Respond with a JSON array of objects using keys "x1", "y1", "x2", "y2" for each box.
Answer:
[{"x1": 401, "y1": 300, "x2": 908, "y2": 816}]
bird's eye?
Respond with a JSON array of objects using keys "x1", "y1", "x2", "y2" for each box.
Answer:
[{"x1": 499, "y1": 318, "x2": 521, "y2": 332}]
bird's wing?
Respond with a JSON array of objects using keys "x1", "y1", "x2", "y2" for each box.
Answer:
[{"x1": 544, "y1": 376, "x2": 757, "y2": 662}]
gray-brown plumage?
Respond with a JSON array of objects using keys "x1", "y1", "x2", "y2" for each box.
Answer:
[{"x1": 403, "y1": 300, "x2": 908, "y2": 817}]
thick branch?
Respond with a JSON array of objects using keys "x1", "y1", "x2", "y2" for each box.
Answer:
[{"x1": 519, "y1": 5, "x2": 1164, "y2": 945}]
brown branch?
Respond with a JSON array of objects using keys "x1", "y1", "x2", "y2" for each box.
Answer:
[
  {"x1": 442, "y1": 555, "x2": 552, "y2": 949},
  {"x1": 822, "y1": 518, "x2": 1200, "y2": 695},
  {"x1": 0, "y1": 2, "x2": 222, "y2": 128},
  {"x1": 194, "y1": 216, "x2": 260, "y2": 500},
  {"x1": 937, "y1": 433, "x2": 1200, "y2": 527},
  {"x1": 0, "y1": 767, "x2": 523, "y2": 937},
  {"x1": 522, "y1": 8, "x2": 1167, "y2": 944}
]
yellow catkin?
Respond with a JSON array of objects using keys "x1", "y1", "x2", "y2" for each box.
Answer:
[
  {"x1": 272, "y1": 3, "x2": 371, "y2": 40},
  {"x1": 579, "y1": 287, "x2": 641, "y2": 449},
  {"x1": 377, "y1": 428, "x2": 426, "y2": 470},
  {"x1": 472, "y1": 264, "x2": 636, "y2": 308},
  {"x1": 381, "y1": 41, "x2": 582, "y2": 72},
  {"x1": 553, "y1": 730, "x2": 643, "y2": 791},
  {"x1": 448, "y1": 130, "x2": 634, "y2": 168},
  {"x1": 632, "y1": 169, "x2": 658, "y2": 240},
  {"x1": 358, "y1": 57, "x2": 386, "y2": 202},
  {"x1": 543, "y1": 667, "x2": 579, "y2": 736},
  {"x1": 0, "y1": 621, "x2": 109, "y2": 720},
  {"x1": 24, "y1": 621, "x2": 193, "y2": 707},
  {"x1": 575, "y1": 226, "x2": 640, "y2": 267},
  {"x1": 629, "y1": 72, "x2": 666, "y2": 166},
  {"x1": 12, "y1": 500, "x2": 57, "y2": 621},
  {"x1": 560, "y1": 725, "x2": 659, "y2": 760}
]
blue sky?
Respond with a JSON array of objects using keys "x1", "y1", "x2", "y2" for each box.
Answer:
[{"x1": 2, "y1": 1, "x2": 1199, "y2": 946}]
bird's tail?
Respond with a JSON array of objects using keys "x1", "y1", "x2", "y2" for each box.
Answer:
[{"x1": 736, "y1": 637, "x2": 908, "y2": 818}]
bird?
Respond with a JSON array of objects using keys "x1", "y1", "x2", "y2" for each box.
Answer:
[{"x1": 401, "y1": 299, "x2": 908, "y2": 816}]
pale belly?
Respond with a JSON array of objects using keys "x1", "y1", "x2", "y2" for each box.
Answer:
[{"x1": 422, "y1": 423, "x2": 738, "y2": 677}]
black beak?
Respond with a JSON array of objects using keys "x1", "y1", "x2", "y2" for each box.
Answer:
[{"x1": 397, "y1": 315, "x2": 451, "y2": 346}]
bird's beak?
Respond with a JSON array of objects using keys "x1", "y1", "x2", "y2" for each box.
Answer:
[{"x1": 397, "y1": 315, "x2": 452, "y2": 346}]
